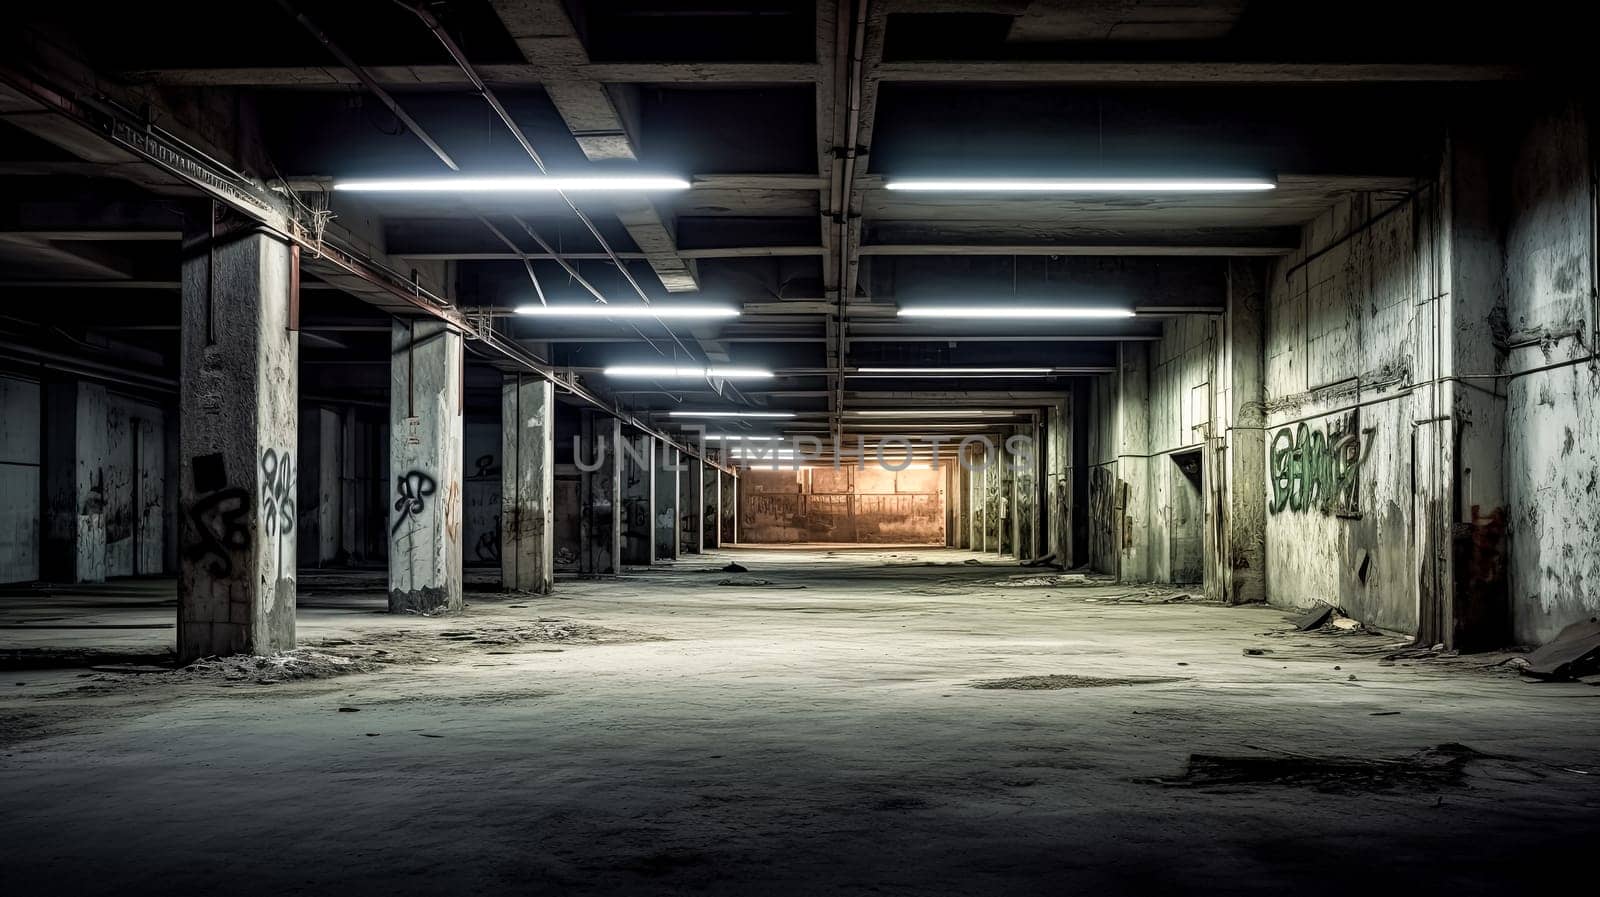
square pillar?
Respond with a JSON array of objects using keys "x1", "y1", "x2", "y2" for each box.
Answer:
[
  {"x1": 655, "y1": 443, "x2": 681, "y2": 560},
  {"x1": 388, "y1": 318, "x2": 464, "y2": 614},
  {"x1": 1210, "y1": 259, "x2": 1268, "y2": 605},
  {"x1": 578, "y1": 411, "x2": 621, "y2": 575},
  {"x1": 683, "y1": 453, "x2": 704, "y2": 554},
  {"x1": 42, "y1": 378, "x2": 108, "y2": 583},
  {"x1": 720, "y1": 470, "x2": 737, "y2": 545},
  {"x1": 178, "y1": 230, "x2": 298, "y2": 661},
  {"x1": 501, "y1": 374, "x2": 554, "y2": 593},
  {"x1": 703, "y1": 460, "x2": 720, "y2": 549},
  {"x1": 621, "y1": 431, "x2": 655, "y2": 565}
]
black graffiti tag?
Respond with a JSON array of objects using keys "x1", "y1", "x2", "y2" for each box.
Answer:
[
  {"x1": 187, "y1": 488, "x2": 250, "y2": 577},
  {"x1": 393, "y1": 470, "x2": 438, "y2": 534},
  {"x1": 260, "y1": 449, "x2": 296, "y2": 536}
]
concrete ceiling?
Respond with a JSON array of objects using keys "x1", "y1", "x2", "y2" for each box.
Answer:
[{"x1": 0, "y1": 0, "x2": 1563, "y2": 443}]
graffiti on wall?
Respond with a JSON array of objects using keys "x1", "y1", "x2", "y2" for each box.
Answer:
[
  {"x1": 186, "y1": 452, "x2": 248, "y2": 577},
  {"x1": 393, "y1": 469, "x2": 437, "y2": 535},
  {"x1": 260, "y1": 448, "x2": 296, "y2": 576},
  {"x1": 1268, "y1": 418, "x2": 1371, "y2": 515}
]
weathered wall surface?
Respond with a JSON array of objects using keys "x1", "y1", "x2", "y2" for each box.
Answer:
[
  {"x1": 1262, "y1": 193, "x2": 1420, "y2": 632},
  {"x1": 738, "y1": 467, "x2": 945, "y2": 544},
  {"x1": 1503, "y1": 100, "x2": 1599, "y2": 645},
  {"x1": 0, "y1": 374, "x2": 41, "y2": 583}
]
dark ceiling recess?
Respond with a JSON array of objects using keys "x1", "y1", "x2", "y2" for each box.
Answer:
[
  {"x1": 575, "y1": 0, "x2": 815, "y2": 62},
  {"x1": 18, "y1": 0, "x2": 524, "y2": 69},
  {"x1": 639, "y1": 87, "x2": 816, "y2": 174}
]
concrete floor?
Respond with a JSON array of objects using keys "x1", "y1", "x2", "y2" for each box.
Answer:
[{"x1": 3, "y1": 547, "x2": 1598, "y2": 895}]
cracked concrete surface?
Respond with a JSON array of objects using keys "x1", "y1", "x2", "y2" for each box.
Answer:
[{"x1": 3, "y1": 547, "x2": 1599, "y2": 895}]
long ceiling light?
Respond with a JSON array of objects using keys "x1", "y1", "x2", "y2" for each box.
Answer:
[
  {"x1": 334, "y1": 175, "x2": 691, "y2": 193},
  {"x1": 670, "y1": 411, "x2": 796, "y2": 419},
  {"x1": 604, "y1": 365, "x2": 772, "y2": 379},
  {"x1": 884, "y1": 178, "x2": 1275, "y2": 193},
  {"x1": 515, "y1": 304, "x2": 739, "y2": 319},
  {"x1": 850, "y1": 409, "x2": 1016, "y2": 417},
  {"x1": 702, "y1": 434, "x2": 780, "y2": 441},
  {"x1": 899, "y1": 306, "x2": 1135, "y2": 319},
  {"x1": 852, "y1": 367, "x2": 1054, "y2": 375}
]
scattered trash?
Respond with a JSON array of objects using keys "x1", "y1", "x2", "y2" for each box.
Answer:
[
  {"x1": 721, "y1": 562, "x2": 749, "y2": 573},
  {"x1": 1331, "y1": 617, "x2": 1362, "y2": 631},
  {"x1": 337, "y1": 707, "x2": 361, "y2": 713},
  {"x1": 1020, "y1": 552, "x2": 1060, "y2": 568},
  {"x1": 1290, "y1": 606, "x2": 1334, "y2": 631},
  {"x1": 1519, "y1": 618, "x2": 1600, "y2": 681},
  {"x1": 1348, "y1": 674, "x2": 1358, "y2": 681},
  {"x1": 1243, "y1": 647, "x2": 1272, "y2": 656},
  {"x1": 1371, "y1": 711, "x2": 1400, "y2": 716}
]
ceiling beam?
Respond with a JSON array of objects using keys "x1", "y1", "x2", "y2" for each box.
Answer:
[
  {"x1": 872, "y1": 61, "x2": 1530, "y2": 84},
  {"x1": 116, "y1": 63, "x2": 821, "y2": 88},
  {"x1": 486, "y1": 0, "x2": 698, "y2": 295}
]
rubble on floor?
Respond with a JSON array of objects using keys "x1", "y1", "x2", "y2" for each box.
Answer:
[
  {"x1": 1149, "y1": 743, "x2": 1483, "y2": 793},
  {"x1": 1514, "y1": 619, "x2": 1600, "y2": 681}
]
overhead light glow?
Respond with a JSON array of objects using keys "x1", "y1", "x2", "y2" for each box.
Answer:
[
  {"x1": 604, "y1": 365, "x2": 771, "y2": 379},
  {"x1": 899, "y1": 306, "x2": 1135, "y2": 319},
  {"x1": 884, "y1": 178, "x2": 1276, "y2": 193},
  {"x1": 853, "y1": 367, "x2": 1054, "y2": 375},
  {"x1": 333, "y1": 175, "x2": 691, "y2": 193},
  {"x1": 670, "y1": 411, "x2": 796, "y2": 419},
  {"x1": 701, "y1": 435, "x2": 780, "y2": 441},
  {"x1": 516, "y1": 304, "x2": 739, "y2": 319}
]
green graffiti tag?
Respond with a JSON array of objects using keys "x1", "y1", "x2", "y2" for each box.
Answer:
[{"x1": 1268, "y1": 421, "x2": 1371, "y2": 514}]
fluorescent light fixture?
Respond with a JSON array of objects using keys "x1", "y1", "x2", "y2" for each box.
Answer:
[
  {"x1": 670, "y1": 411, "x2": 796, "y2": 419},
  {"x1": 516, "y1": 304, "x2": 738, "y2": 319},
  {"x1": 850, "y1": 409, "x2": 1015, "y2": 417},
  {"x1": 333, "y1": 175, "x2": 691, "y2": 193},
  {"x1": 884, "y1": 178, "x2": 1275, "y2": 193},
  {"x1": 899, "y1": 306, "x2": 1135, "y2": 319},
  {"x1": 853, "y1": 367, "x2": 1054, "y2": 375},
  {"x1": 702, "y1": 435, "x2": 779, "y2": 441},
  {"x1": 604, "y1": 365, "x2": 772, "y2": 379}
]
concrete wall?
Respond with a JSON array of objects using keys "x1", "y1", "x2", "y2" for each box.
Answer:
[
  {"x1": 1262, "y1": 192, "x2": 1420, "y2": 632},
  {"x1": 738, "y1": 466, "x2": 945, "y2": 544},
  {"x1": 0, "y1": 374, "x2": 41, "y2": 583}
]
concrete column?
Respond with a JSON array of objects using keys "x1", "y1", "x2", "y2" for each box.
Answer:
[
  {"x1": 1209, "y1": 259, "x2": 1268, "y2": 605},
  {"x1": 968, "y1": 445, "x2": 983, "y2": 552},
  {"x1": 1046, "y1": 398, "x2": 1071, "y2": 565},
  {"x1": 1115, "y1": 343, "x2": 1154, "y2": 581},
  {"x1": 720, "y1": 470, "x2": 737, "y2": 545},
  {"x1": 178, "y1": 230, "x2": 298, "y2": 661},
  {"x1": 1414, "y1": 131, "x2": 1511, "y2": 649},
  {"x1": 704, "y1": 460, "x2": 720, "y2": 549},
  {"x1": 500, "y1": 374, "x2": 554, "y2": 593},
  {"x1": 655, "y1": 443, "x2": 681, "y2": 560},
  {"x1": 945, "y1": 458, "x2": 965, "y2": 548},
  {"x1": 621, "y1": 431, "x2": 655, "y2": 565},
  {"x1": 683, "y1": 453, "x2": 704, "y2": 554},
  {"x1": 999, "y1": 448, "x2": 1015, "y2": 556},
  {"x1": 388, "y1": 318, "x2": 464, "y2": 614},
  {"x1": 578, "y1": 411, "x2": 621, "y2": 575},
  {"x1": 41, "y1": 378, "x2": 108, "y2": 583}
]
